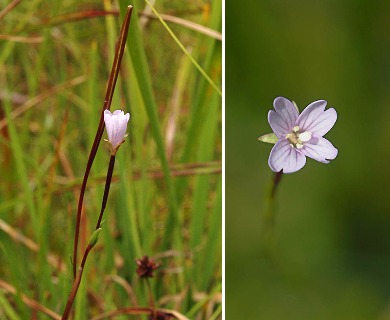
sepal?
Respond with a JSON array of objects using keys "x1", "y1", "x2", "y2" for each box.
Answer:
[{"x1": 258, "y1": 133, "x2": 278, "y2": 144}]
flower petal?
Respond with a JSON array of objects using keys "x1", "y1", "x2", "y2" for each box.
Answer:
[
  {"x1": 301, "y1": 134, "x2": 338, "y2": 164},
  {"x1": 273, "y1": 97, "x2": 299, "y2": 130},
  {"x1": 104, "y1": 110, "x2": 114, "y2": 142},
  {"x1": 113, "y1": 110, "x2": 124, "y2": 116},
  {"x1": 268, "y1": 110, "x2": 290, "y2": 137},
  {"x1": 104, "y1": 110, "x2": 130, "y2": 149},
  {"x1": 296, "y1": 100, "x2": 337, "y2": 136},
  {"x1": 268, "y1": 139, "x2": 306, "y2": 173},
  {"x1": 117, "y1": 114, "x2": 129, "y2": 143},
  {"x1": 104, "y1": 110, "x2": 113, "y2": 124},
  {"x1": 307, "y1": 108, "x2": 337, "y2": 136}
]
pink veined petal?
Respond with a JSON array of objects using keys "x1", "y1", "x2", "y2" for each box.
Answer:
[
  {"x1": 304, "y1": 108, "x2": 337, "y2": 136},
  {"x1": 295, "y1": 100, "x2": 327, "y2": 132},
  {"x1": 268, "y1": 139, "x2": 306, "y2": 173},
  {"x1": 273, "y1": 97, "x2": 299, "y2": 130},
  {"x1": 268, "y1": 110, "x2": 290, "y2": 137},
  {"x1": 109, "y1": 114, "x2": 121, "y2": 147},
  {"x1": 301, "y1": 134, "x2": 338, "y2": 164}
]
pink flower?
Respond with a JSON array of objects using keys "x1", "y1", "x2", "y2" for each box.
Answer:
[
  {"x1": 267, "y1": 97, "x2": 338, "y2": 173},
  {"x1": 104, "y1": 110, "x2": 130, "y2": 155}
]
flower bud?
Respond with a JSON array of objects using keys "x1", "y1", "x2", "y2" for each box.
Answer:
[{"x1": 104, "y1": 110, "x2": 130, "y2": 155}]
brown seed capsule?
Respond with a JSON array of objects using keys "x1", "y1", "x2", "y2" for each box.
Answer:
[{"x1": 135, "y1": 256, "x2": 161, "y2": 278}]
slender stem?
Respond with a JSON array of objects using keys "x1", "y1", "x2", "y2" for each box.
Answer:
[
  {"x1": 72, "y1": 5, "x2": 133, "y2": 278},
  {"x1": 145, "y1": 279, "x2": 157, "y2": 320},
  {"x1": 264, "y1": 171, "x2": 283, "y2": 225},
  {"x1": 270, "y1": 171, "x2": 283, "y2": 202},
  {"x1": 146, "y1": 279, "x2": 155, "y2": 308},
  {"x1": 0, "y1": 0, "x2": 21, "y2": 21},
  {"x1": 62, "y1": 244, "x2": 93, "y2": 320},
  {"x1": 96, "y1": 155, "x2": 116, "y2": 229},
  {"x1": 62, "y1": 155, "x2": 117, "y2": 319},
  {"x1": 262, "y1": 171, "x2": 283, "y2": 252}
]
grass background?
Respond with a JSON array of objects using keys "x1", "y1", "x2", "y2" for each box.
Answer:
[
  {"x1": 0, "y1": 0, "x2": 221, "y2": 319},
  {"x1": 226, "y1": 0, "x2": 390, "y2": 319}
]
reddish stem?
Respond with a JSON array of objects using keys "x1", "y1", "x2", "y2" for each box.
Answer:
[
  {"x1": 72, "y1": 5, "x2": 133, "y2": 278},
  {"x1": 62, "y1": 244, "x2": 93, "y2": 319},
  {"x1": 95, "y1": 155, "x2": 115, "y2": 229},
  {"x1": 63, "y1": 148, "x2": 116, "y2": 319}
]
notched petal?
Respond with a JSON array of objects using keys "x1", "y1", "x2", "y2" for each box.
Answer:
[
  {"x1": 296, "y1": 101, "x2": 337, "y2": 136},
  {"x1": 268, "y1": 110, "x2": 289, "y2": 137},
  {"x1": 273, "y1": 97, "x2": 299, "y2": 129},
  {"x1": 295, "y1": 100, "x2": 327, "y2": 131},
  {"x1": 113, "y1": 110, "x2": 123, "y2": 115},
  {"x1": 268, "y1": 139, "x2": 306, "y2": 173},
  {"x1": 305, "y1": 108, "x2": 337, "y2": 136},
  {"x1": 302, "y1": 135, "x2": 338, "y2": 164}
]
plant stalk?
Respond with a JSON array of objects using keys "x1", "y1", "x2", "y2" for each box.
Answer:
[
  {"x1": 62, "y1": 155, "x2": 117, "y2": 319},
  {"x1": 96, "y1": 155, "x2": 116, "y2": 229},
  {"x1": 262, "y1": 171, "x2": 283, "y2": 252},
  {"x1": 72, "y1": 5, "x2": 133, "y2": 278}
]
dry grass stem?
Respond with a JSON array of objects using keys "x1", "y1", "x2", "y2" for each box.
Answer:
[
  {"x1": 0, "y1": 34, "x2": 43, "y2": 43},
  {"x1": 140, "y1": 11, "x2": 222, "y2": 41},
  {"x1": 0, "y1": 0, "x2": 22, "y2": 21},
  {"x1": 0, "y1": 218, "x2": 66, "y2": 272},
  {"x1": 0, "y1": 76, "x2": 86, "y2": 130},
  {"x1": 0, "y1": 279, "x2": 61, "y2": 320}
]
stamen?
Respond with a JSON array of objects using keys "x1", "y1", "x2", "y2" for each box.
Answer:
[
  {"x1": 286, "y1": 127, "x2": 312, "y2": 149},
  {"x1": 286, "y1": 133, "x2": 299, "y2": 145}
]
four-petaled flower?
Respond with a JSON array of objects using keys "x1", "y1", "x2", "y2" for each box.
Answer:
[
  {"x1": 104, "y1": 109, "x2": 130, "y2": 155},
  {"x1": 267, "y1": 97, "x2": 338, "y2": 173}
]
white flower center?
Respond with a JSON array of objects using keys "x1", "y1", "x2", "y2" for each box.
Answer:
[{"x1": 286, "y1": 126, "x2": 312, "y2": 149}]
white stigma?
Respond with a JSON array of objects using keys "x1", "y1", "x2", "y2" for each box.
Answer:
[
  {"x1": 286, "y1": 126, "x2": 312, "y2": 149},
  {"x1": 299, "y1": 131, "x2": 312, "y2": 142}
]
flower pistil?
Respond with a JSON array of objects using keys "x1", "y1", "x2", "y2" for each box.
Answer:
[{"x1": 286, "y1": 126, "x2": 312, "y2": 149}]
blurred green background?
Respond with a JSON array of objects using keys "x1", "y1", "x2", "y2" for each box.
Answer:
[{"x1": 226, "y1": 0, "x2": 390, "y2": 319}]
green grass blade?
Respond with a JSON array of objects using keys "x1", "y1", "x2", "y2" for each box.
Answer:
[
  {"x1": 1, "y1": 81, "x2": 38, "y2": 234},
  {"x1": 0, "y1": 290, "x2": 21, "y2": 320},
  {"x1": 200, "y1": 178, "x2": 222, "y2": 291},
  {"x1": 177, "y1": 0, "x2": 222, "y2": 204},
  {"x1": 144, "y1": 0, "x2": 222, "y2": 97},
  {"x1": 117, "y1": 152, "x2": 142, "y2": 275},
  {"x1": 118, "y1": 3, "x2": 179, "y2": 249},
  {"x1": 209, "y1": 303, "x2": 222, "y2": 320},
  {"x1": 190, "y1": 93, "x2": 220, "y2": 250}
]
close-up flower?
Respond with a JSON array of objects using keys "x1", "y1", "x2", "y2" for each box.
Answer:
[
  {"x1": 104, "y1": 109, "x2": 130, "y2": 155},
  {"x1": 265, "y1": 97, "x2": 338, "y2": 173}
]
